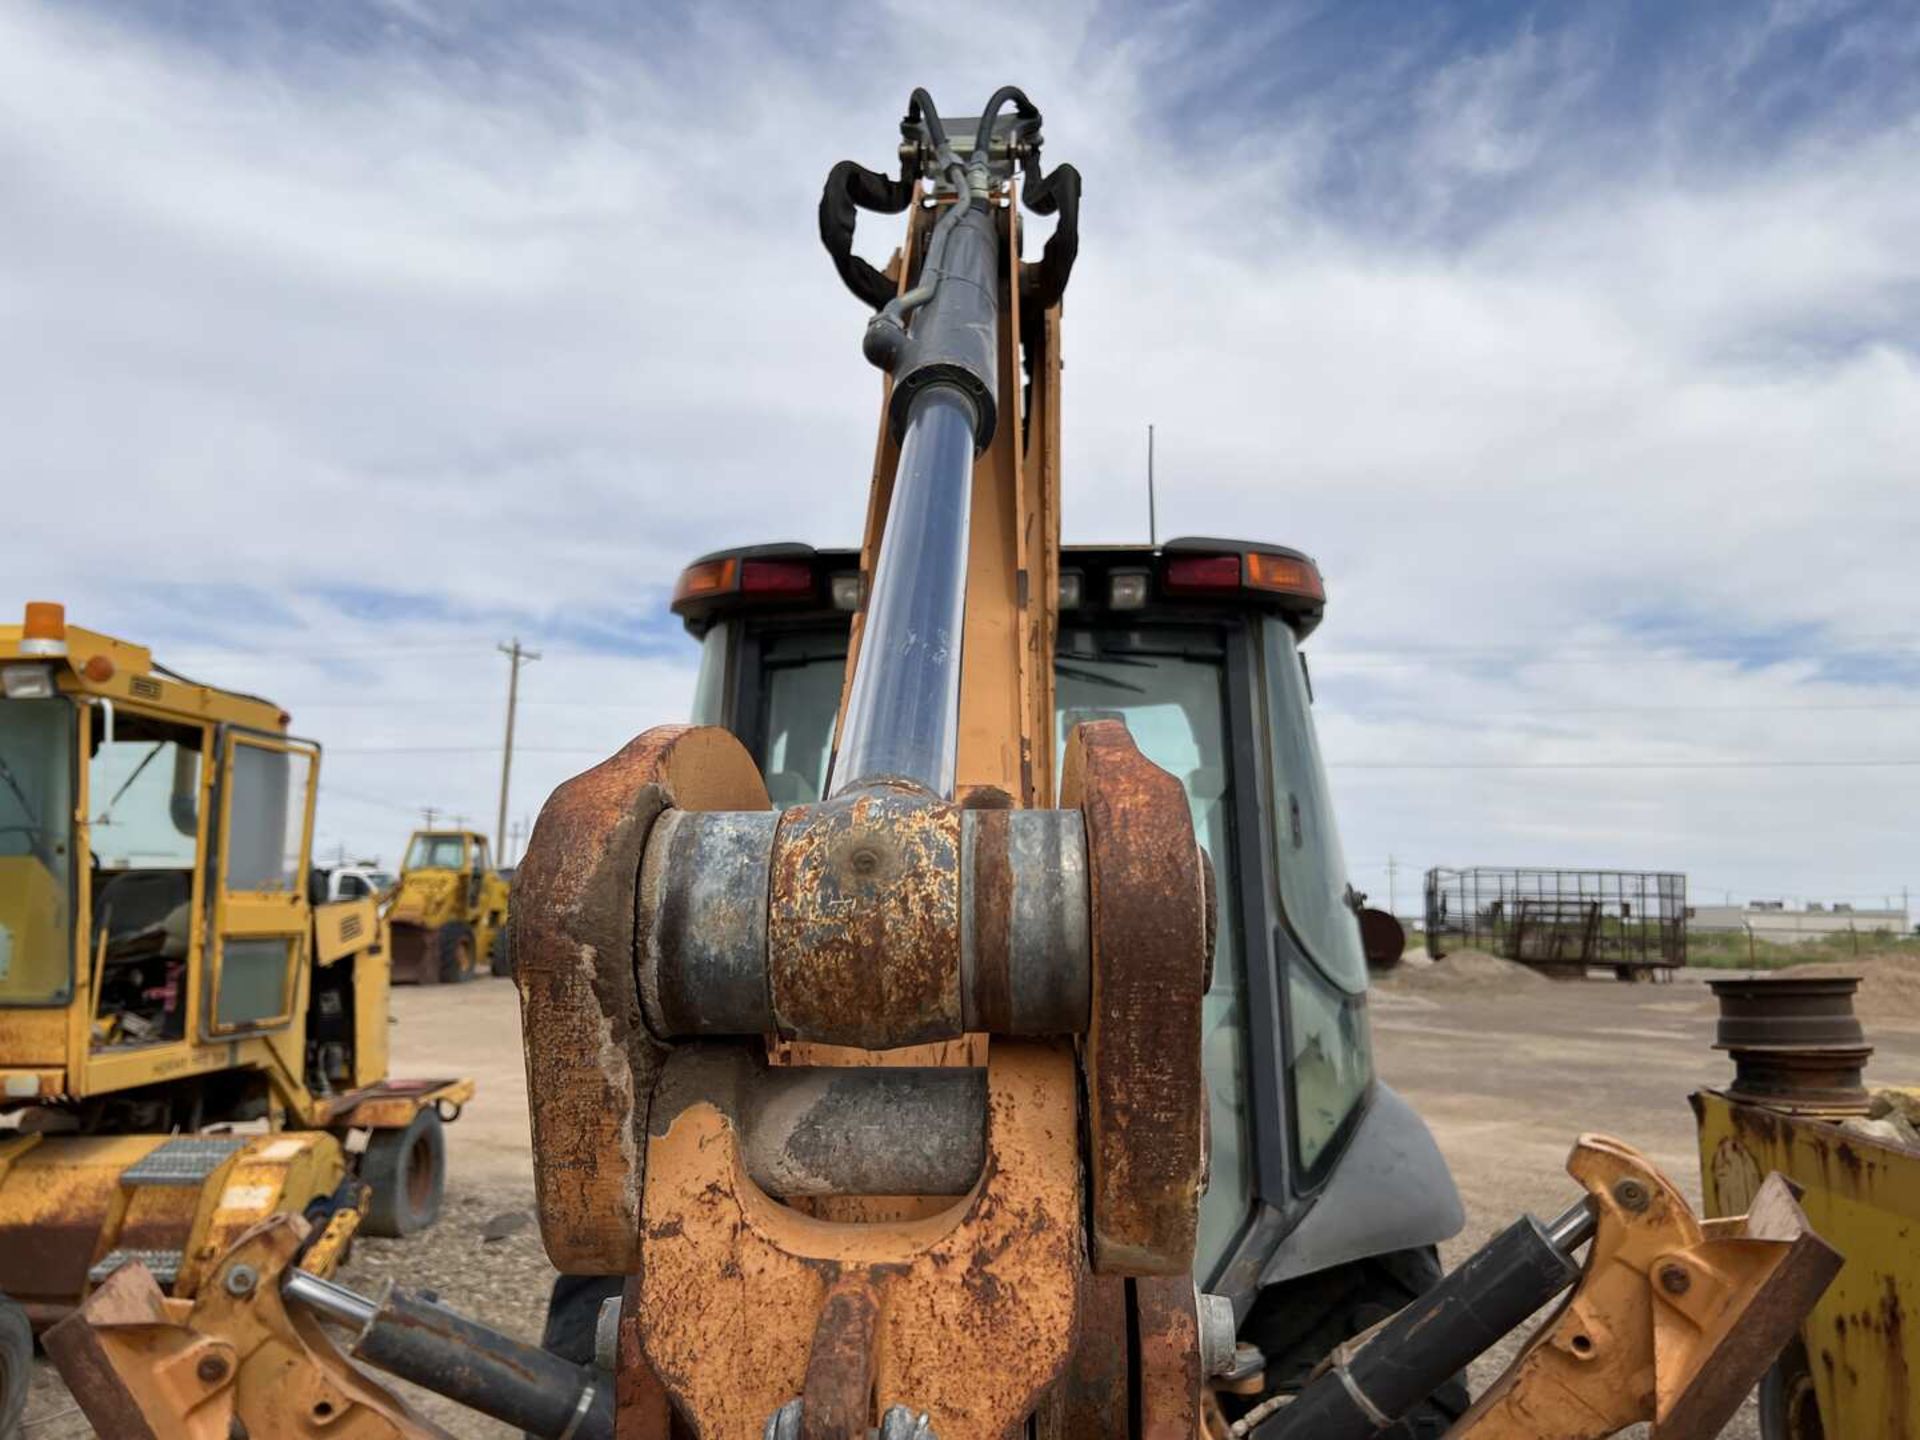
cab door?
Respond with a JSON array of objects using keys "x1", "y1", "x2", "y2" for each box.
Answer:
[{"x1": 203, "y1": 730, "x2": 318, "y2": 1037}]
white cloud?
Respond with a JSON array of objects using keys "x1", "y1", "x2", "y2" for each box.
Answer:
[{"x1": 2, "y1": 2, "x2": 1915, "y2": 910}]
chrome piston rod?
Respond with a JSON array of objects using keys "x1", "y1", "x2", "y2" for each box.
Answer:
[{"x1": 829, "y1": 189, "x2": 1001, "y2": 799}]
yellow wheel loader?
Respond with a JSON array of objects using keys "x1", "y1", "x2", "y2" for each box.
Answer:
[
  {"x1": 0, "y1": 603, "x2": 472, "y2": 1342},
  {"x1": 45, "y1": 87, "x2": 1843, "y2": 1440},
  {"x1": 386, "y1": 827, "x2": 510, "y2": 983}
]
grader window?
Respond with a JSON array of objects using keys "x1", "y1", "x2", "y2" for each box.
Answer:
[
  {"x1": 0, "y1": 696, "x2": 76, "y2": 1005},
  {"x1": 225, "y1": 742, "x2": 311, "y2": 893},
  {"x1": 88, "y1": 710, "x2": 207, "y2": 1046}
]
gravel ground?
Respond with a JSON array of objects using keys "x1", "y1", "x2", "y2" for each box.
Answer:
[{"x1": 23, "y1": 963, "x2": 1920, "y2": 1436}]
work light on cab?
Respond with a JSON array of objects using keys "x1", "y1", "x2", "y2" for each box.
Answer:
[{"x1": 20, "y1": 601, "x2": 67, "y2": 657}]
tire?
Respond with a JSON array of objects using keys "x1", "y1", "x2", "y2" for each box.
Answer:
[
  {"x1": 1759, "y1": 1337, "x2": 1824, "y2": 1440},
  {"x1": 1231, "y1": 1247, "x2": 1469, "y2": 1438},
  {"x1": 488, "y1": 924, "x2": 512, "y2": 979},
  {"x1": 0, "y1": 1291, "x2": 29, "y2": 1440},
  {"x1": 437, "y1": 923, "x2": 476, "y2": 984},
  {"x1": 360, "y1": 1109, "x2": 447, "y2": 1238}
]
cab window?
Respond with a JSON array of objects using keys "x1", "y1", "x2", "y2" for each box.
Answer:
[
  {"x1": 89, "y1": 710, "x2": 207, "y2": 1045},
  {"x1": 405, "y1": 833, "x2": 468, "y2": 870},
  {"x1": 1263, "y1": 618, "x2": 1372, "y2": 1174},
  {"x1": 1054, "y1": 627, "x2": 1251, "y2": 1285},
  {"x1": 0, "y1": 696, "x2": 77, "y2": 1004}
]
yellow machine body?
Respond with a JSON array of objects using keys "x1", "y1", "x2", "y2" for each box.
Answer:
[
  {"x1": 1695, "y1": 1086, "x2": 1920, "y2": 1437},
  {"x1": 0, "y1": 606, "x2": 470, "y2": 1319},
  {"x1": 385, "y1": 828, "x2": 509, "y2": 984}
]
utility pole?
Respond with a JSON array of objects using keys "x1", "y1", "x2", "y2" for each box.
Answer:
[
  {"x1": 1387, "y1": 855, "x2": 1398, "y2": 917},
  {"x1": 497, "y1": 638, "x2": 541, "y2": 859},
  {"x1": 1147, "y1": 423, "x2": 1157, "y2": 546},
  {"x1": 421, "y1": 806, "x2": 439, "y2": 829}
]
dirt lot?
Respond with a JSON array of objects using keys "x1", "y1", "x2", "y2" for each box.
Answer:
[{"x1": 24, "y1": 962, "x2": 1920, "y2": 1437}]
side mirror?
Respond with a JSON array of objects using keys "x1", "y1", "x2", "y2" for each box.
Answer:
[{"x1": 1359, "y1": 907, "x2": 1406, "y2": 972}]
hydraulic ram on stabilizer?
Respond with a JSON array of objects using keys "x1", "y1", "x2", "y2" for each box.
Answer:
[
  {"x1": 1251, "y1": 1199, "x2": 1596, "y2": 1440},
  {"x1": 285, "y1": 1269, "x2": 614, "y2": 1440}
]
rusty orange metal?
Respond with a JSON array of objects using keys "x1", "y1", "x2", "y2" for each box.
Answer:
[
  {"x1": 1134, "y1": 1276, "x2": 1204, "y2": 1440},
  {"x1": 1454, "y1": 1135, "x2": 1840, "y2": 1438},
  {"x1": 800, "y1": 1280, "x2": 884, "y2": 1440},
  {"x1": 613, "y1": 1272, "x2": 672, "y2": 1440},
  {"x1": 514, "y1": 723, "x2": 769, "y2": 1274},
  {"x1": 1060, "y1": 719, "x2": 1208, "y2": 1276},
  {"x1": 1033, "y1": 1272, "x2": 1129, "y2": 1440},
  {"x1": 43, "y1": 1218, "x2": 433, "y2": 1440},
  {"x1": 635, "y1": 1040, "x2": 1083, "y2": 1440},
  {"x1": 325, "y1": 1077, "x2": 474, "y2": 1132},
  {"x1": 767, "y1": 789, "x2": 963, "y2": 1049}
]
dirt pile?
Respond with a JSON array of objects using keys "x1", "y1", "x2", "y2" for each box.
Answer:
[
  {"x1": 1786, "y1": 953, "x2": 1920, "y2": 1023},
  {"x1": 1376, "y1": 947, "x2": 1551, "y2": 994}
]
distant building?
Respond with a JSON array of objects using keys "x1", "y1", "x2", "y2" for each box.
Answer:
[{"x1": 1689, "y1": 902, "x2": 1908, "y2": 943}]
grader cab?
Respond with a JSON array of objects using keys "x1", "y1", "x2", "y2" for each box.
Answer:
[{"x1": 0, "y1": 603, "x2": 470, "y2": 1351}]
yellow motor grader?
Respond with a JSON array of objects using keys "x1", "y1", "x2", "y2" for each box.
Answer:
[
  {"x1": 0, "y1": 603, "x2": 470, "y2": 1411},
  {"x1": 386, "y1": 827, "x2": 510, "y2": 983},
  {"x1": 45, "y1": 87, "x2": 1841, "y2": 1440}
]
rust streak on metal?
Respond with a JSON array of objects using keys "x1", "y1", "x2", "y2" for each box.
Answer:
[
  {"x1": 1133, "y1": 1275, "x2": 1203, "y2": 1440},
  {"x1": 802, "y1": 1281, "x2": 882, "y2": 1440},
  {"x1": 1034, "y1": 1272, "x2": 1128, "y2": 1440},
  {"x1": 636, "y1": 1041, "x2": 1083, "y2": 1440},
  {"x1": 1061, "y1": 720, "x2": 1207, "y2": 1276},
  {"x1": 514, "y1": 724, "x2": 768, "y2": 1273},
  {"x1": 767, "y1": 790, "x2": 963, "y2": 1049},
  {"x1": 966, "y1": 808, "x2": 1014, "y2": 1033}
]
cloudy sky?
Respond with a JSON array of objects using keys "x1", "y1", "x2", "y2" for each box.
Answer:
[{"x1": 6, "y1": 0, "x2": 1917, "y2": 918}]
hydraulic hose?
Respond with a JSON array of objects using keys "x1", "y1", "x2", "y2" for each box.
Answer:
[{"x1": 970, "y1": 85, "x2": 1039, "y2": 166}]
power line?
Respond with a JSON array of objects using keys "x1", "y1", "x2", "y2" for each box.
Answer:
[
  {"x1": 1330, "y1": 758, "x2": 1920, "y2": 771},
  {"x1": 1346, "y1": 701, "x2": 1920, "y2": 718}
]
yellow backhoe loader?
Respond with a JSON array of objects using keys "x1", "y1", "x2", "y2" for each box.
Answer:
[
  {"x1": 0, "y1": 603, "x2": 471, "y2": 1401},
  {"x1": 45, "y1": 86, "x2": 1841, "y2": 1440},
  {"x1": 386, "y1": 828, "x2": 510, "y2": 983}
]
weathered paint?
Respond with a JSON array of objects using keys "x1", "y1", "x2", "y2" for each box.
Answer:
[
  {"x1": 1454, "y1": 1135, "x2": 1840, "y2": 1438},
  {"x1": 1060, "y1": 718, "x2": 1208, "y2": 1276},
  {"x1": 45, "y1": 1215, "x2": 431, "y2": 1439},
  {"x1": 1696, "y1": 1087, "x2": 1920, "y2": 1436},
  {"x1": 636, "y1": 1041, "x2": 1083, "y2": 1440},
  {"x1": 767, "y1": 789, "x2": 964, "y2": 1049},
  {"x1": 514, "y1": 723, "x2": 768, "y2": 1274}
]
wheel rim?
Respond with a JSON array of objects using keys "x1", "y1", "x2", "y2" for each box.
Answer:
[{"x1": 406, "y1": 1132, "x2": 435, "y2": 1212}]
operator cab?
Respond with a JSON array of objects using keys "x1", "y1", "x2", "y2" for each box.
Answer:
[{"x1": 671, "y1": 539, "x2": 1459, "y2": 1303}]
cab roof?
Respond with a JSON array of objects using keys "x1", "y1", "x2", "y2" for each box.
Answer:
[{"x1": 2, "y1": 602, "x2": 288, "y2": 733}]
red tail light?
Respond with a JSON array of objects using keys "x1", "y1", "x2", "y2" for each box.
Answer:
[
  {"x1": 1162, "y1": 554, "x2": 1242, "y2": 592},
  {"x1": 740, "y1": 559, "x2": 815, "y2": 596}
]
